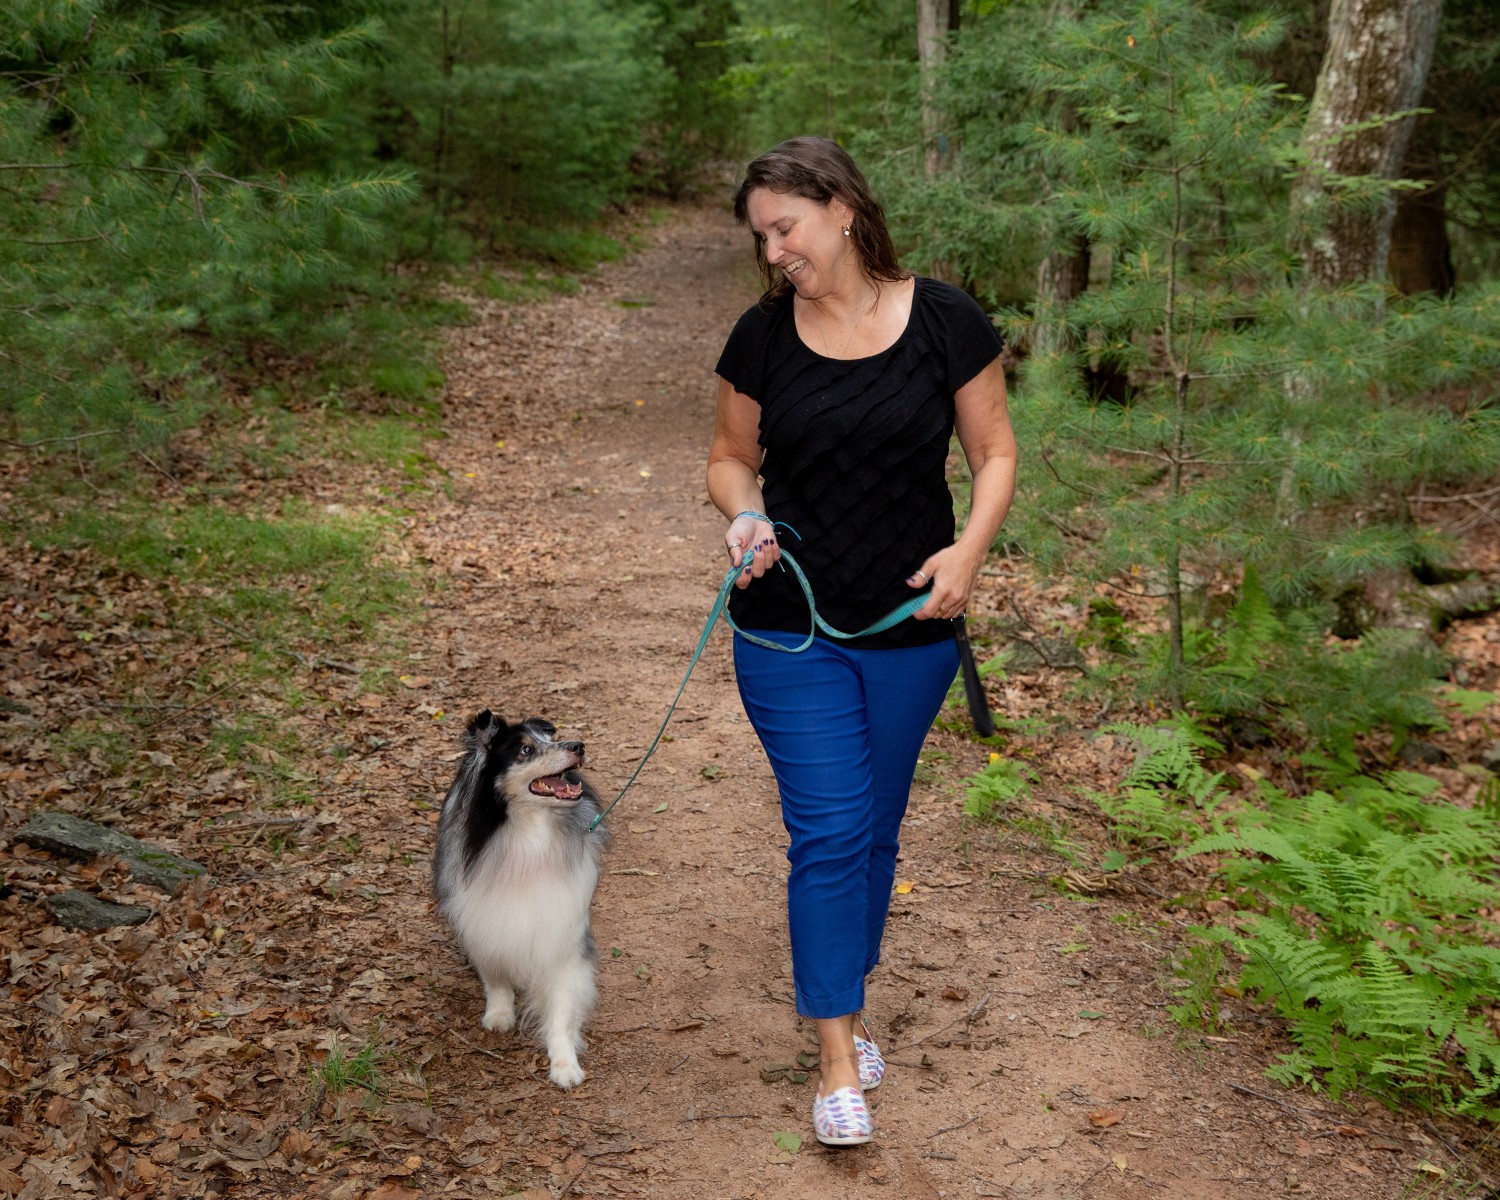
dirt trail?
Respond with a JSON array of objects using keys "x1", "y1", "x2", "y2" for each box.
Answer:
[{"x1": 336, "y1": 204, "x2": 1462, "y2": 1200}]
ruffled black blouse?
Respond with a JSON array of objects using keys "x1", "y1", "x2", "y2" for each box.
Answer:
[{"x1": 715, "y1": 276, "x2": 1004, "y2": 649}]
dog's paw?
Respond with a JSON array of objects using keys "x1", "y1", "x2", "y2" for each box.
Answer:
[
  {"x1": 548, "y1": 1059, "x2": 586, "y2": 1089},
  {"x1": 481, "y1": 1003, "x2": 516, "y2": 1033}
]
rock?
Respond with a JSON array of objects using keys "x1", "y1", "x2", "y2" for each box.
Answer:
[
  {"x1": 17, "y1": 811, "x2": 208, "y2": 892},
  {"x1": 1223, "y1": 715, "x2": 1274, "y2": 748},
  {"x1": 1399, "y1": 739, "x2": 1454, "y2": 767},
  {"x1": 1480, "y1": 741, "x2": 1500, "y2": 773},
  {"x1": 1005, "y1": 637, "x2": 1087, "y2": 673},
  {"x1": 45, "y1": 890, "x2": 153, "y2": 931}
]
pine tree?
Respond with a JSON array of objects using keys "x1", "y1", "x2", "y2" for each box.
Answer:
[
  {"x1": 944, "y1": 0, "x2": 1500, "y2": 719},
  {"x1": 0, "y1": 2, "x2": 414, "y2": 450}
]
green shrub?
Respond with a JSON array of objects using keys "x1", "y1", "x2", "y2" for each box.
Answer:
[{"x1": 1095, "y1": 721, "x2": 1500, "y2": 1117}]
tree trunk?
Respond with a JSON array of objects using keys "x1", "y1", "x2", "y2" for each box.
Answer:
[
  {"x1": 1387, "y1": 116, "x2": 1455, "y2": 295},
  {"x1": 1292, "y1": 0, "x2": 1443, "y2": 288},
  {"x1": 1033, "y1": 233, "x2": 1090, "y2": 356},
  {"x1": 916, "y1": 0, "x2": 958, "y2": 178},
  {"x1": 916, "y1": 0, "x2": 959, "y2": 281}
]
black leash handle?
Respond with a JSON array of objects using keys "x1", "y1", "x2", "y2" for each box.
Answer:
[{"x1": 951, "y1": 615, "x2": 996, "y2": 737}]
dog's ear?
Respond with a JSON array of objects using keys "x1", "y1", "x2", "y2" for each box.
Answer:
[{"x1": 467, "y1": 709, "x2": 505, "y2": 752}]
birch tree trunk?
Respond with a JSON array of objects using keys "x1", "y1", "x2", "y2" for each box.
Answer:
[{"x1": 1293, "y1": 0, "x2": 1443, "y2": 287}]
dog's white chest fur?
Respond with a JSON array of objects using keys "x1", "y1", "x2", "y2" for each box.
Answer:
[{"x1": 444, "y1": 807, "x2": 600, "y2": 988}]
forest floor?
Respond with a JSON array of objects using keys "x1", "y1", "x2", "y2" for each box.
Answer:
[{"x1": 4, "y1": 203, "x2": 1500, "y2": 1200}]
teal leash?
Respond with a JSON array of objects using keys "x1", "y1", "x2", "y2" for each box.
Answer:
[{"x1": 588, "y1": 545, "x2": 930, "y2": 831}]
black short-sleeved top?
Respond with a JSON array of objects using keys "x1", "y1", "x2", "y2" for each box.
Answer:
[{"x1": 715, "y1": 275, "x2": 1004, "y2": 650}]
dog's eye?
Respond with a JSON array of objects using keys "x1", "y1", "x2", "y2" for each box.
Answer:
[{"x1": 520, "y1": 744, "x2": 533, "y2": 756}]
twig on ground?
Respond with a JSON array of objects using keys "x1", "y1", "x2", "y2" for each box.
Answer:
[
  {"x1": 928, "y1": 1114, "x2": 980, "y2": 1139},
  {"x1": 450, "y1": 1033, "x2": 511, "y2": 1062},
  {"x1": 134, "y1": 448, "x2": 183, "y2": 491},
  {"x1": 678, "y1": 1113, "x2": 761, "y2": 1123},
  {"x1": 893, "y1": 991, "x2": 991, "y2": 1053},
  {"x1": 200, "y1": 816, "x2": 314, "y2": 835}
]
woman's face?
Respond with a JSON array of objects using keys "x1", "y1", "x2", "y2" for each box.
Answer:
[{"x1": 745, "y1": 188, "x2": 859, "y2": 299}]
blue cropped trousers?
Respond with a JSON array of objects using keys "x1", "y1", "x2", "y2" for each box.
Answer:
[{"x1": 733, "y1": 629, "x2": 959, "y2": 1018}]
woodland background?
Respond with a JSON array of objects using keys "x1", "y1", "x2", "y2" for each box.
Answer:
[{"x1": 4, "y1": 0, "x2": 1500, "y2": 1165}]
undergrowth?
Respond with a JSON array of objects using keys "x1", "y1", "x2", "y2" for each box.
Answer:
[{"x1": 1101, "y1": 721, "x2": 1500, "y2": 1119}]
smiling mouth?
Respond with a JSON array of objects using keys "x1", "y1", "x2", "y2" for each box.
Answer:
[
  {"x1": 784, "y1": 259, "x2": 808, "y2": 277},
  {"x1": 530, "y1": 774, "x2": 584, "y2": 801}
]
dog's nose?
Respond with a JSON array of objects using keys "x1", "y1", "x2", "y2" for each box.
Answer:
[{"x1": 562, "y1": 740, "x2": 585, "y2": 764}]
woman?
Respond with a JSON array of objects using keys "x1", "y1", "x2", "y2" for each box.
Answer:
[{"x1": 706, "y1": 136, "x2": 1016, "y2": 1146}]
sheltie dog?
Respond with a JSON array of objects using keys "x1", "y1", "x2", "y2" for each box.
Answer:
[{"x1": 433, "y1": 709, "x2": 609, "y2": 1088}]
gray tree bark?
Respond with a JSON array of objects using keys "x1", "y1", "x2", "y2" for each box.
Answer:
[
  {"x1": 916, "y1": 0, "x2": 958, "y2": 178},
  {"x1": 916, "y1": 0, "x2": 959, "y2": 281},
  {"x1": 1293, "y1": 0, "x2": 1443, "y2": 287}
]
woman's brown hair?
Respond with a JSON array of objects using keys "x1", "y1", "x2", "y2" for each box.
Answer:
[{"x1": 732, "y1": 136, "x2": 909, "y2": 302}]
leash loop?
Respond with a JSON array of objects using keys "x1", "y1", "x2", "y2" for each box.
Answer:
[{"x1": 588, "y1": 547, "x2": 930, "y2": 830}]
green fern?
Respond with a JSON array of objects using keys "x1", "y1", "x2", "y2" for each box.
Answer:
[
  {"x1": 1089, "y1": 720, "x2": 1228, "y2": 847},
  {"x1": 1162, "y1": 735, "x2": 1500, "y2": 1116},
  {"x1": 963, "y1": 756, "x2": 1038, "y2": 821}
]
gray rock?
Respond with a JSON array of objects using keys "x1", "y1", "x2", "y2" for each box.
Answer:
[
  {"x1": 17, "y1": 811, "x2": 208, "y2": 892},
  {"x1": 1481, "y1": 741, "x2": 1500, "y2": 773},
  {"x1": 1399, "y1": 739, "x2": 1454, "y2": 767},
  {"x1": 45, "y1": 889, "x2": 153, "y2": 931},
  {"x1": 1005, "y1": 636, "x2": 1088, "y2": 673}
]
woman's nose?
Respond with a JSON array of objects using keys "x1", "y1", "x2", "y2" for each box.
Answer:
[{"x1": 764, "y1": 237, "x2": 784, "y2": 264}]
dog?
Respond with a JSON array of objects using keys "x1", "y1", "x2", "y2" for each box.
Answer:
[{"x1": 433, "y1": 709, "x2": 609, "y2": 1088}]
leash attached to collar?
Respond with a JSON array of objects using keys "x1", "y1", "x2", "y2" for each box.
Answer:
[{"x1": 588, "y1": 546, "x2": 933, "y2": 831}]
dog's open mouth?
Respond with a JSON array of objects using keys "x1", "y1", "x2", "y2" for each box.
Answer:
[{"x1": 529, "y1": 774, "x2": 584, "y2": 801}]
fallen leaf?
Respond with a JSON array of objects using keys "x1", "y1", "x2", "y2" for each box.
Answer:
[
  {"x1": 367, "y1": 1185, "x2": 421, "y2": 1200},
  {"x1": 1089, "y1": 1109, "x2": 1124, "y2": 1128},
  {"x1": 1113, "y1": 1155, "x2": 1128, "y2": 1171},
  {"x1": 942, "y1": 986, "x2": 969, "y2": 1002},
  {"x1": 771, "y1": 1131, "x2": 802, "y2": 1155},
  {"x1": 397, "y1": 675, "x2": 432, "y2": 688},
  {"x1": 895, "y1": 880, "x2": 915, "y2": 895},
  {"x1": 1416, "y1": 1162, "x2": 1446, "y2": 1179}
]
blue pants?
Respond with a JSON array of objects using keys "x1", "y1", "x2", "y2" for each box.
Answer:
[{"x1": 733, "y1": 630, "x2": 959, "y2": 1018}]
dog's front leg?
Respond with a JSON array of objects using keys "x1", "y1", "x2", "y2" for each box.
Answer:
[
  {"x1": 537, "y1": 962, "x2": 594, "y2": 1088},
  {"x1": 479, "y1": 976, "x2": 517, "y2": 1033}
]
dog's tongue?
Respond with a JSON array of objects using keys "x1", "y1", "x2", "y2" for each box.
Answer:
[{"x1": 531, "y1": 775, "x2": 584, "y2": 800}]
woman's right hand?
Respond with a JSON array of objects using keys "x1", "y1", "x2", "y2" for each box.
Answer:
[{"x1": 725, "y1": 513, "x2": 780, "y2": 588}]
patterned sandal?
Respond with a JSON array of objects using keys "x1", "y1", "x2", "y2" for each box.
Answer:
[
  {"x1": 813, "y1": 1085, "x2": 873, "y2": 1146},
  {"x1": 854, "y1": 1018, "x2": 885, "y2": 1091}
]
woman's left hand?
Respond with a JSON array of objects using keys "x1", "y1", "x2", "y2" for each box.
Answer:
[{"x1": 908, "y1": 541, "x2": 985, "y2": 620}]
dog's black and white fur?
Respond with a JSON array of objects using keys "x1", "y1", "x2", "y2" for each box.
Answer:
[{"x1": 433, "y1": 710, "x2": 609, "y2": 1088}]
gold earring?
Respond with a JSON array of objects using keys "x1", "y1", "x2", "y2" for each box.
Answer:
[{"x1": 842, "y1": 226, "x2": 851, "y2": 237}]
